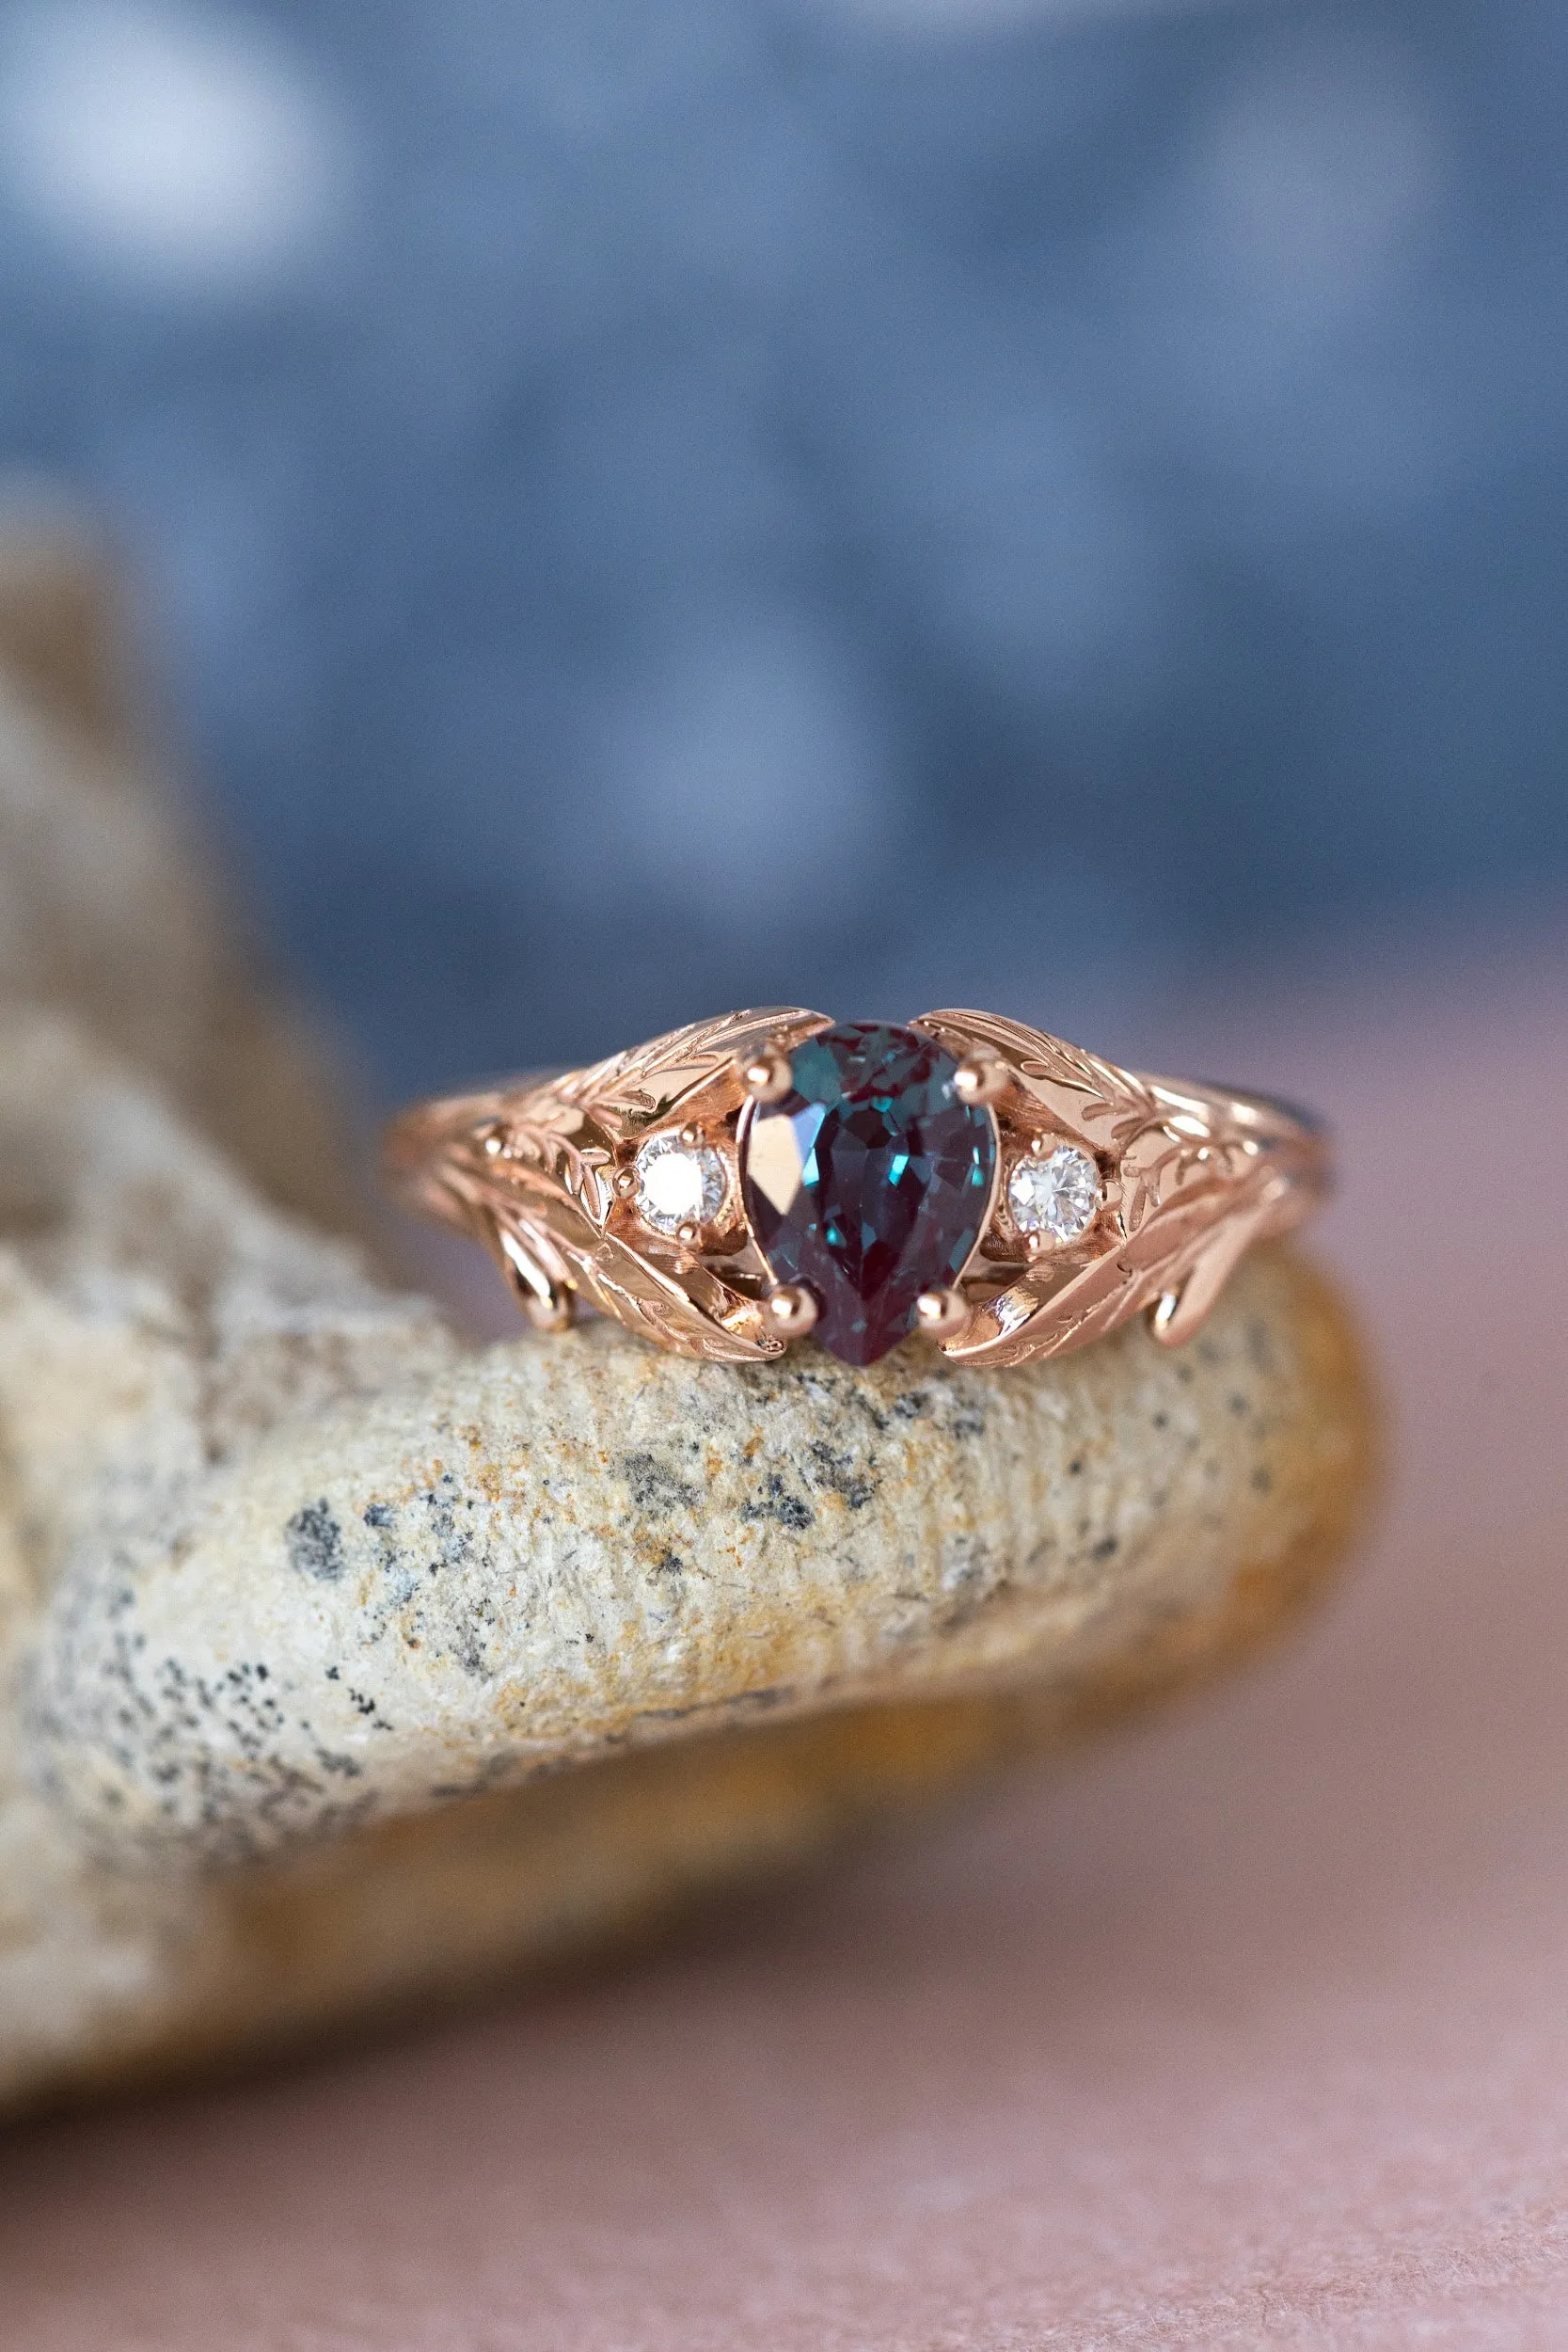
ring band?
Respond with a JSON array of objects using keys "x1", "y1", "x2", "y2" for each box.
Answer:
[{"x1": 385, "y1": 1007, "x2": 1330, "y2": 1370}]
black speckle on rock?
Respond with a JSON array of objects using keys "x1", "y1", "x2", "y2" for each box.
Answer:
[
  {"x1": 345, "y1": 1684, "x2": 394, "y2": 1730},
  {"x1": 935, "y1": 1387, "x2": 987, "y2": 1440},
  {"x1": 421, "y1": 1472, "x2": 479, "y2": 1571},
  {"x1": 805, "y1": 1441, "x2": 879, "y2": 1511},
  {"x1": 1092, "y1": 1534, "x2": 1119, "y2": 1560},
  {"x1": 740, "y1": 1473, "x2": 815, "y2": 1532},
  {"x1": 285, "y1": 1500, "x2": 345, "y2": 1583},
  {"x1": 363, "y1": 1502, "x2": 395, "y2": 1531},
  {"x1": 622, "y1": 1452, "x2": 701, "y2": 1515}
]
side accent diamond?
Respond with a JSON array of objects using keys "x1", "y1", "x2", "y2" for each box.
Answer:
[
  {"x1": 1007, "y1": 1144, "x2": 1102, "y2": 1244},
  {"x1": 635, "y1": 1134, "x2": 728, "y2": 1235}
]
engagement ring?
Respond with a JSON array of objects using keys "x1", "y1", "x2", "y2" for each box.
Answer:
[{"x1": 386, "y1": 1009, "x2": 1329, "y2": 1369}]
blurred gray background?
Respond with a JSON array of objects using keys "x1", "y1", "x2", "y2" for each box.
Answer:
[{"x1": 0, "y1": 0, "x2": 1561, "y2": 1091}]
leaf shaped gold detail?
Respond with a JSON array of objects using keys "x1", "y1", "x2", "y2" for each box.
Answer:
[
  {"x1": 918, "y1": 1008, "x2": 1162, "y2": 1150},
  {"x1": 555, "y1": 1006, "x2": 828, "y2": 1138}
]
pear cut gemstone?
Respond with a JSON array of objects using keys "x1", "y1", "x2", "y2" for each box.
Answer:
[{"x1": 741, "y1": 1022, "x2": 997, "y2": 1367}]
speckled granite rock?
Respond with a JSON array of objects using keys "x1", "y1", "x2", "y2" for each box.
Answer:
[
  {"x1": 0, "y1": 526, "x2": 1377, "y2": 2114},
  {"x1": 30, "y1": 1219, "x2": 1363, "y2": 1868}
]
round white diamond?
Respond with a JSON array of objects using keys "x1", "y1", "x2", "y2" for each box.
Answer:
[
  {"x1": 1007, "y1": 1144, "x2": 1102, "y2": 1244},
  {"x1": 634, "y1": 1133, "x2": 728, "y2": 1235}
]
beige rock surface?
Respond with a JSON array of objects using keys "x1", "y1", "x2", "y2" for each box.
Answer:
[{"x1": 0, "y1": 523, "x2": 1377, "y2": 2116}]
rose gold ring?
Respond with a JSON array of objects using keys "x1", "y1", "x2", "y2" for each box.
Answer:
[{"x1": 385, "y1": 1008, "x2": 1330, "y2": 1371}]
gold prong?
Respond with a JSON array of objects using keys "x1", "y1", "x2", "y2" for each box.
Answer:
[
  {"x1": 1024, "y1": 1232, "x2": 1043, "y2": 1258},
  {"x1": 1148, "y1": 1287, "x2": 1182, "y2": 1342},
  {"x1": 675, "y1": 1219, "x2": 700, "y2": 1246},
  {"x1": 951, "y1": 1053, "x2": 1010, "y2": 1106},
  {"x1": 763, "y1": 1282, "x2": 818, "y2": 1337},
  {"x1": 498, "y1": 1231, "x2": 574, "y2": 1331},
  {"x1": 678, "y1": 1123, "x2": 701, "y2": 1147},
  {"x1": 613, "y1": 1167, "x2": 638, "y2": 1198},
  {"x1": 1027, "y1": 1133, "x2": 1045, "y2": 1156},
  {"x1": 737, "y1": 1047, "x2": 793, "y2": 1104},
  {"x1": 915, "y1": 1286, "x2": 971, "y2": 1342},
  {"x1": 524, "y1": 1287, "x2": 574, "y2": 1333}
]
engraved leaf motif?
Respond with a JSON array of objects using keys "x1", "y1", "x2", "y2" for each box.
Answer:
[
  {"x1": 945, "y1": 1163, "x2": 1284, "y2": 1369},
  {"x1": 559, "y1": 1007, "x2": 828, "y2": 1136},
  {"x1": 918, "y1": 1008, "x2": 1161, "y2": 1145},
  {"x1": 449, "y1": 1013, "x2": 828, "y2": 1359},
  {"x1": 950, "y1": 1229, "x2": 1204, "y2": 1369},
  {"x1": 551, "y1": 1224, "x2": 780, "y2": 1361},
  {"x1": 481, "y1": 1168, "x2": 780, "y2": 1362},
  {"x1": 498, "y1": 1120, "x2": 613, "y2": 1228}
]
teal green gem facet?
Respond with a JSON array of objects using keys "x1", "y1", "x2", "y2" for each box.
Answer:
[{"x1": 740, "y1": 1021, "x2": 997, "y2": 1366}]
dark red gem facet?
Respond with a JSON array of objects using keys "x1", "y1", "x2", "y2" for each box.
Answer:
[{"x1": 740, "y1": 1022, "x2": 997, "y2": 1367}]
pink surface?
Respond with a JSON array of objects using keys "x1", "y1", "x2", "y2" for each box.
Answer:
[{"x1": 4, "y1": 936, "x2": 1568, "y2": 2350}]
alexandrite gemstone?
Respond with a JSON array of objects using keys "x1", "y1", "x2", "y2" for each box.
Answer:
[{"x1": 741, "y1": 1022, "x2": 997, "y2": 1366}]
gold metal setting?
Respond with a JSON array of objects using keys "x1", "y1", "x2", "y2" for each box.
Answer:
[
  {"x1": 914, "y1": 1286, "x2": 972, "y2": 1342},
  {"x1": 385, "y1": 1006, "x2": 1331, "y2": 1368},
  {"x1": 951, "y1": 1051, "x2": 1011, "y2": 1106},
  {"x1": 737, "y1": 1047, "x2": 794, "y2": 1104},
  {"x1": 763, "y1": 1282, "x2": 820, "y2": 1337}
]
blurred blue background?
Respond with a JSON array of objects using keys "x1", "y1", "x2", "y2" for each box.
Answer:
[{"x1": 0, "y1": 0, "x2": 1561, "y2": 1092}]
